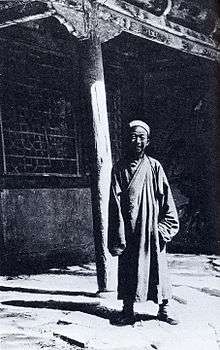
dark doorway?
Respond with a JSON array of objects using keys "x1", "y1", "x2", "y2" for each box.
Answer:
[{"x1": 102, "y1": 32, "x2": 219, "y2": 254}]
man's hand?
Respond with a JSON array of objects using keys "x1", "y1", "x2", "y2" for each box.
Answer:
[{"x1": 109, "y1": 244, "x2": 126, "y2": 256}]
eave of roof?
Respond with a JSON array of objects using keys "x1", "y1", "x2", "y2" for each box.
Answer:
[{"x1": 0, "y1": 0, "x2": 219, "y2": 62}]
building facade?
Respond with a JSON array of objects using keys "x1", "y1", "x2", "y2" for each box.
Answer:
[{"x1": 0, "y1": 0, "x2": 219, "y2": 289}]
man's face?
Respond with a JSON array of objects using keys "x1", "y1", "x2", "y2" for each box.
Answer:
[{"x1": 129, "y1": 126, "x2": 149, "y2": 156}]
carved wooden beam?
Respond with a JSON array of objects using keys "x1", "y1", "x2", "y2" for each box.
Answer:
[
  {"x1": 48, "y1": 0, "x2": 219, "y2": 61},
  {"x1": 0, "y1": 0, "x2": 219, "y2": 62},
  {"x1": 0, "y1": 1, "x2": 48, "y2": 21},
  {"x1": 0, "y1": 10, "x2": 55, "y2": 28},
  {"x1": 97, "y1": 0, "x2": 220, "y2": 61},
  {"x1": 0, "y1": 1, "x2": 55, "y2": 28}
]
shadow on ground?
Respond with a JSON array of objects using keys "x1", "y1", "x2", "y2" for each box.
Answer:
[
  {"x1": 173, "y1": 284, "x2": 220, "y2": 297},
  {"x1": 0, "y1": 286, "x2": 98, "y2": 298},
  {"x1": 1, "y1": 299, "x2": 157, "y2": 324}
]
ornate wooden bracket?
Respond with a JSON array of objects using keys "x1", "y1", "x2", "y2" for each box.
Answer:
[
  {"x1": 48, "y1": 0, "x2": 123, "y2": 42},
  {"x1": 48, "y1": 0, "x2": 89, "y2": 39}
]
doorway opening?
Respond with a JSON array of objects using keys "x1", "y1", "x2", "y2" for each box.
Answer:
[{"x1": 103, "y1": 32, "x2": 219, "y2": 253}]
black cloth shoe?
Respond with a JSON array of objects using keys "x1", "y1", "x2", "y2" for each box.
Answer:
[
  {"x1": 157, "y1": 312, "x2": 179, "y2": 325},
  {"x1": 110, "y1": 311, "x2": 135, "y2": 326},
  {"x1": 157, "y1": 302, "x2": 179, "y2": 325}
]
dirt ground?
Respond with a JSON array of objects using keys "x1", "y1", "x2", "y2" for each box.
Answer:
[{"x1": 0, "y1": 254, "x2": 219, "y2": 350}]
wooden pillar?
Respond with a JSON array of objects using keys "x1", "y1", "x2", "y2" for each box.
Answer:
[
  {"x1": 79, "y1": 32, "x2": 116, "y2": 292},
  {"x1": 0, "y1": 50, "x2": 6, "y2": 274}
]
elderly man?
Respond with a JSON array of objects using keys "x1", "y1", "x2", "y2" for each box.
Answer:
[{"x1": 108, "y1": 120, "x2": 179, "y2": 326}]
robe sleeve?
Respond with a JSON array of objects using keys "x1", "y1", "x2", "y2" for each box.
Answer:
[
  {"x1": 157, "y1": 164, "x2": 179, "y2": 243},
  {"x1": 108, "y1": 168, "x2": 126, "y2": 256}
]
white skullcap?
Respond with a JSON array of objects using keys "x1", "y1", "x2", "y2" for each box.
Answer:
[{"x1": 129, "y1": 120, "x2": 150, "y2": 135}]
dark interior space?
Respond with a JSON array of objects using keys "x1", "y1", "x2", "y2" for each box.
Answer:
[{"x1": 103, "y1": 32, "x2": 219, "y2": 253}]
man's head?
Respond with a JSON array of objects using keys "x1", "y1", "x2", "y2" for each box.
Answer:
[{"x1": 128, "y1": 120, "x2": 150, "y2": 158}]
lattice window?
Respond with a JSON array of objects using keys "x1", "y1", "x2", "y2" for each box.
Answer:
[
  {"x1": 1, "y1": 88, "x2": 79, "y2": 176},
  {"x1": 0, "y1": 38, "x2": 81, "y2": 177}
]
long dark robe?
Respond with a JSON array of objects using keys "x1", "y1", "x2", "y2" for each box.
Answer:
[{"x1": 108, "y1": 155, "x2": 179, "y2": 304}]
